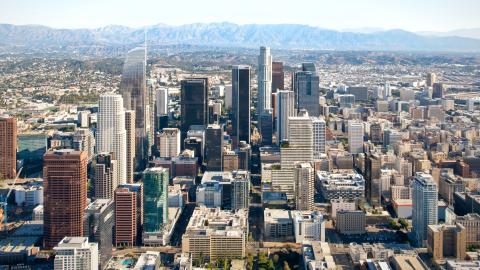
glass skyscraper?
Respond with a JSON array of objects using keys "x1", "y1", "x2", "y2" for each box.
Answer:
[
  {"x1": 120, "y1": 47, "x2": 148, "y2": 171},
  {"x1": 293, "y1": 63, "x2": 320, "y2": 116},
  {"x1": 412, "y1": 172, "x2": 438, "y2": 247},
  {"x1": 232, "y1": 65, "x2": 251, "y2": 148},
  {"x1": 180, "y1": 78, "x2": 209, "y2": 138},
  {"x1": 143, "y1": 167, "x2": 169, "y2": 234}
]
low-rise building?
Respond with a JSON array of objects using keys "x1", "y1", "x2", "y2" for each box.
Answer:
[
  {"x1": 133, "y1": 251, "x2": 161, "y2": 269},
  {"x1": 427, "y1": 224, "x2": 466, "y2": 261},
  {"x1": 330, "y1": 198, "x2": 356, "y2": 219},
  {"x1": 456, "y1": 213, "x2": 480, "y2": 248},
  {"x1": 317, "y1": 170, "x2": 365, "y2": 201},
  {"x1": 445, "y1": 260, "x2": 480, "y2": 270},
  {"x1": 391, "y1": 255, "x2": 428, "y2": 270},
  {"x1": 393, "y1": 199, "x2": 413, "y2": 219},
  {"x1": 264, "y1": 208, "x2": 294, "y2": 242},
  {"x1": 302, "y1": 242, "x2": 336, "y2": 270},
  {"x1": 181, "y1": 206, "x2": 248, "y2": 262},
  {"x1": 336, "y1": 210, "x2": 366, "y2": 235}
]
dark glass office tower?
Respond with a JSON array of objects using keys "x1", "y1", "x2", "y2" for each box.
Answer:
[
  {"x1": 181, "y1": 78, "x2": 209, "y2": 140},
  {"x1": 84, "y1": 199, "x2": 114, "y2": 269},
  {"x1": 260, "y1": 109, "x2": 273, "y2": 146},
  {"x1": 205, "y1": 124, "x2": 223, "y2": 171},
  {"x1": 293, "y1": 63, "x2": 320, "y2": 117},
  {"x1": 272, "y1": 62, "x2": 284, "y2": 119},
  {"x1": 272, "y1": 61, "x2": 284, "y2": 93},
  {"x1": 120, "y1": 47, "x2": 148, "y2": 171},
  {"x1": 232, "y1": 65, "x2": 251, "y2": 149}
]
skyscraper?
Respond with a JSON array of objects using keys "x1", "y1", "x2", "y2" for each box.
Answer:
[
  {"x1": 125, "y1": 110, "x2": 136, "y2": 183},
  {"x1": 348, "y1": 121, "x2": 364, "y2": 154},
  {"x1": 294, "y1": 162, "x2": 314, "y2": 211},
  {"x1": 205, "y1": 124, "x2": 223, "y2": 171},
  {"x1": 73, "y1": 128, "x2": 95, "y2": 162},
  {"x1": 274, "y1": 110, "x2": 313, "y2": 198},
  {"x1": 348, "y1": 87, "x2": 368, "y2": 102},
  {"x1": 365, "y1": 153, "x2": 381, "y2": 206},
  {"x1": 293, "y1": 64, "x2": 320, "y2": 116},
  {"x1": 231, "y1": 171, "x2": 250, "y2": 210},
  {"x1": 276, "y1": 90, "x2": 295, "y2": 145},
  {"x1": 260, "y1": 109, "x2": 273, "y2": 146},
  {"x1": 94, "y1": 152, "x2": 118, "y2": 199},
  {"x1": 97, "y1": 94, "x2": 127, "y2": 184},
  {"x1": 155, "y1": 88, "x2": 168, "y2": 132},
  {"x1": 426, "y1": 72, "x2": 437, "y2": 87},
  {"x1": 120, "y1": 47, "x2": 148, "y2": 171},
  {"x1": 432, "y1": 82, "x2": 445, "y2": 99},
  {"x1": 0, "y1": 117, "x2": 16, "y2": 179},
  {"x1": 180, "y1": 78, "x2": 209, "y2": 138},
  {"x1": 412, "y1": 172, "x2": 438, "y2": 247},
  {"x1": 115, "y1": 184, "x2": 142, "y2": 247},
  {"x1": 271, "y1": 61, "x2": 284, "y2": 93},
  {"x1": 143, "y1": 167, "x2": 168, "y2": 243},
  {"x1": 257, "y1": 46, "x2": 272, "y2": 115},
  {"x1": 43, "y1": 150, "x2": 87, "y2": 249},
  {"x1": 83, "y1": 199, "x2": 114, "y2": 269},
  {"x1": 312, "y1": 117, "x2": 326, "y2": 157},
  {"x1": 157, "y1": 128, "x2": 181, "y2": 158},
  {"x1": 272, "y1": 62, "x2": 284, "y2": 118},
  {"x1": 231, "y1": 65, "x2": 251, "y2": 148}
]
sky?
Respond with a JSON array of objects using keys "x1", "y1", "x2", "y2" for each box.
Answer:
[{"x1": 1, "y1": 0, "x2": 479, "y2": 32}]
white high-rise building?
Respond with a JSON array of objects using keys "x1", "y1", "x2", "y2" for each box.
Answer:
[
  {"x1": 294, "y1": 162, "x2": 315, "y2": 211},
  {"x1": 273, "y1": 111, "x2": 313, "y2": 199},
  {"x1": 258, "y1": 46, "x2": 272, "y2": 114},
  {"x1": 412, "y1": 172, "x2": 438, "y2": 247},
  {"x1": 276, "y1": 90, "x2": 295, "y2": 145},
  {"x1": 54, "y1": 237, "x2": 99, "y2": 270},
  {"x1": 155, "y1": 88, "x2": 168, "y2": 116},
  {"x1": 77, "y1": 111, "x2": 90, "y2": 128},
  {"x1": 97, "y1": 94, "x2": 127, "y2": 184},
  {"x1": 312, "y1": 117, "x2": 326, "y2": 157},
  {"x1": 383, "y1": 83, "x2": 392, "y2": 99},
  {"x1": 158, "y1": 128, "x2": 181, "y2": 157},
  {"x1": 348, "y1": 121, "x2": 364, "y2": 154}
]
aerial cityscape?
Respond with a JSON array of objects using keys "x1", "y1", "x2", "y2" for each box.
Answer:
[{"x1": 1, "y1": 1, "x2": 480, "y2": 269}]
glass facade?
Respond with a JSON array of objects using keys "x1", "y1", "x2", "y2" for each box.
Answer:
[
  {"x1": 120, "y1": 47, "x2": 148, "y2": 170},
  {"x1": 232, "y1": 65, "x2": 251, "y2": 148},
  {"x1": 180, "y1": 78, "x2": 208, "y2": 138},
  {"x1": 143, "y1": 167, "x2": 169, "y2": 233}
]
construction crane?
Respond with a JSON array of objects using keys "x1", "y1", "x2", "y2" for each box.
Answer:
[{"x1": 1, "y1": 167, "x2": 23, "y2": 232}]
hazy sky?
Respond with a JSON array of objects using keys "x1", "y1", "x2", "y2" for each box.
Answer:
[{"x1": 1, "y1": 0, "x2": 479, "y2": 32}]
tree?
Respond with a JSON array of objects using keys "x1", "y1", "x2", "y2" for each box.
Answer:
[
  {"x1": 273, "y1": 254, "x2": 280, "y2": 265},
  {"x1": 398, "y1": 218, "x2": 408, "y2": 229},
  {"x1": 267, "y1": 259, "x2": 275, "y2": 270},
  {"x1": 247, "y1": 254, "x2": 254, "y2": 270}
]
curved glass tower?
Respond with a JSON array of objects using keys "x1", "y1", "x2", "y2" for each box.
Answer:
[{"x1": 120, "y1": 47, "x2": 148, "y2": 171}]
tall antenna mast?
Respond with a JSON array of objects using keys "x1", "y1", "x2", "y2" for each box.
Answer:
[{"x1": 144, "y1": 27, "x2": 147, "y2": 49}]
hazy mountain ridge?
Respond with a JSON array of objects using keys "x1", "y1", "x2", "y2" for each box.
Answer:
[{"x1": 1, "y1": 22, "x2": 480, "y2": 52}]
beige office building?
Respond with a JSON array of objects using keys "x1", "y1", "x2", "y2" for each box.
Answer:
[
  {"x1": 456, "y1": 213, "x2": 480, "y2": 248},
  {"x1": 182, "y1": 206, "x2": 248, "y2": 261},
  {"x1": 427, "y1": 224, "x2": 466, "y2": 261}
]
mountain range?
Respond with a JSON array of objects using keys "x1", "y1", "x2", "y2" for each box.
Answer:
[{"x1": 1, "y1": 22, "x2": 480, "y2": 52}]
